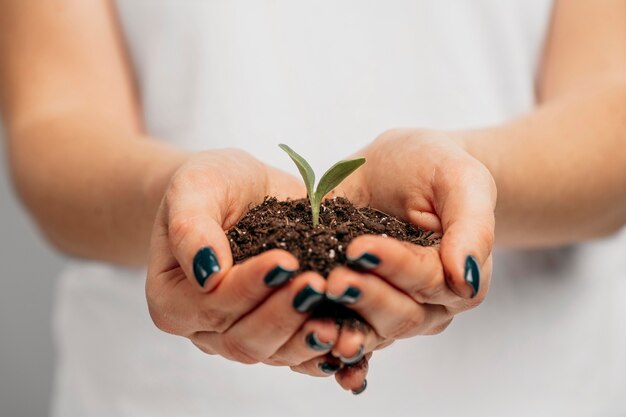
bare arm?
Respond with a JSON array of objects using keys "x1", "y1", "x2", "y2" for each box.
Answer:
[
  {"x1": 457, "y1": 0, "x2": 626, "y2": 247},
  {"x1": 315, "y1": 1, "x2": 626, "y2": 365},
  {"x1": 0, "y1": 0, "x2": 189, "y2": 265},
  {"x1": 0, "y1": 2, "x2": 367, "y2": 381}
]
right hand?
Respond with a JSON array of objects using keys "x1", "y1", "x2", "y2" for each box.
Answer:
[{"x1": 146, "y1": 149, "x2": 328, "y2": 364}]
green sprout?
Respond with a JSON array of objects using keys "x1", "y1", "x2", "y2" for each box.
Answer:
[{"x1": 279, "y1": 144, "x2": 366, "y2": 227}]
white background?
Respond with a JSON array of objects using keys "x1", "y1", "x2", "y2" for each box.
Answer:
[{"x1": 0, "y1": 131, "x2": 64, "y2": 417}]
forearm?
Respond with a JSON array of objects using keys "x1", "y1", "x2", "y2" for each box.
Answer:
[
  {"x1": 455, "y1": 78, "x2": 626, "y2": 247},
  {"x1": 7, "y1": 113, "x2": 190, "y2": 266}
]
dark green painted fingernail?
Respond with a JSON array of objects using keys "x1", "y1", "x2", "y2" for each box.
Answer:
[
  {"x1": 318, "y1": 362, "x2": 341, "y2": 375},
  {"x1": 193, "y1": 247, "x2": 220, "y2": 287},
  {"x1": 339, "y1": 344, "x2": 365, "y2": 365},
  {"x1": 464, "y1": 255, "x2": 480, "y2": 298},
  {"x1": 351, "y1": 379, "x2": 368, "y2": 395},
  {"x1": 347, "y1": 252, "x2": 380, "y2": 271},
  {"x1": 264, "y1": 265, "x2": 296, "y2": 287},
  {"x1": 327, "y1": 287, "x2": 362, "y2": 304},
  {"x1": 293, "y1": 285, "x2": 324, "y2": 313},
  {"x1": 306, "y1": 332, "x2": 334, "y2": 351}
]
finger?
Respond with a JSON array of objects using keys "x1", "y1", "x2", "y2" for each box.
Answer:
[
  {"x1": 290, "y1": 355, "x2": 344, "y2": 378},
  {"x1": 327, "y1": 266, "x2": 453, "y2": 338},
  {"x1": 147, "y1": 249, "x2": 299, "y2": 335},
  {"x1": 267, "y1": 319, "x2": 339, "y2": 367},
  {"x1": 158, "y1": 150, "x2": 271, "y2": 293},
  {"x1": 290, "y1": 352, "x2": 372, "y2": 392},
  {"x1": 434, "y1": 162, "x2": 496, "y2": 299},
  {"x1": 205, "y1": 249, "x2": 299, "y2": 328},
  {"x1": 191, "y1": 272, "x2": 327, "y2": 363},
  {"x1": 330, "y1": 324, "x2": 366, "y2": 365},
  {"x1": 335, "y1": 353, "x2": 372, "y2": 394},
  {"x1": 330, "y1": 321, "x2": 384, "y2": 366},
  {"x1": 345, "y1": 234, "x2": 459, "y2": 306},
  {"x1": 166, "y1": 188, "x2": 234, "y2": 293},
  {"x1": 148, "y1": 185, "x2": 233, "y2": 295}
]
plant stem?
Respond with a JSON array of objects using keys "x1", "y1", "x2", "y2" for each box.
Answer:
[{"x1": 311, "y1": 197, "x2": 320, "y2": 227}]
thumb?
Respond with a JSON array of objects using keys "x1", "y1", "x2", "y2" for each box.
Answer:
[
  {"x1": 437, "y1": 165, "x2": 496, "y2": 299},
  {"x1": 149, "y1": 185, "x2": 234, "y2": 294}
]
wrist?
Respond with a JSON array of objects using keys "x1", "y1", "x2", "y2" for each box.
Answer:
[{"x1": 139, "y1": 139, "x2": 192, "y2": 215}]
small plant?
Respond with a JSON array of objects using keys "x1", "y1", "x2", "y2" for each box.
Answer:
[{"x1": 279, "y1": 144, "x2": 366, "y2": 227}]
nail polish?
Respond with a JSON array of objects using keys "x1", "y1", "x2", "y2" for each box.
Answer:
[
  {"x1": 338, "y1": 344, "x2": 365, "y2": 365},
  {"x1": 352, "y1": 379, "x2": 367, "y2": 395},
  {"x1": 327, "y1": 287, "x2": 362, "y2": 304},
  {"x1": 347, "y1": 252, "x2": 380, "y2": 271},
  {"x1": 264, "y1": 266, "x2": 296, "y2": 287},
  {"x1": 193, "y1": 247, "x2": 220, "y2": 287},
  {"x1": 318, "y1": 362, "x2": 341, "y2": 375},
  {"x1": 464, "y1": 255, "x2": 480, "y2": 298},
  {"x1": 306, "y1": 333, "x2": 334, "y2": 351},
  {"x1": 293, "y1": 285, "x2": 324, "y2": 313}
]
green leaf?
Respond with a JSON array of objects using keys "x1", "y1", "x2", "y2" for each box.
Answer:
[
  {"x1": 315, "y1": 157, "x2": 366, "y2": 203},
  {"x1": 278, "y1": 144, "x2": 315, "y2": 199}
]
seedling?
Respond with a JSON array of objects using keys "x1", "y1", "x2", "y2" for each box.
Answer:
[{"x1": 279, "y1": 144, "x2": 366, "y2": 227}]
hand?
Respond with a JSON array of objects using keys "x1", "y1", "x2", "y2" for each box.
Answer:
[
  {"x1": 146, "y1": 149, "x2": 346, "y2": 373},
  {"x1": 319, "y1": 129, "x2": 496, "y2": 370}
]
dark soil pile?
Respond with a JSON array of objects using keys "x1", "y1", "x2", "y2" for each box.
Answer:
[
  {"x1": 228, "y1": 197, "x2": 439, "y2": 276},
  {"x1": 227, "y1": 196, "x2": 440, "y2": 329}
]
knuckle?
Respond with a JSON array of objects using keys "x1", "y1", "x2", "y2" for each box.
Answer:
[
  {"x1": 222, "y1": 336, "x2": 261, "y2": 365},
  {"x1": 384, "y1": 312, "x2": 425, "y2": 339},
  {"x1": 168, "y1": 215, "x2": 194, "y2": 252},
  {"x1": 229, "y1": 280, "x2": 262, "y2": 308},
  {"x1": 268, "y1": 318, "x2": 296, "y2": 339},
  {"x1": 176, "y1": 165, "x2": 214, "y2": 187},
  {"x1": 407, "y1": 267, "x2": 446, "y2": 303},
  {"x1": 476, "y1": 222, "x2": 495, "y2": 252},
  {"x1": 425, "y1": 317, "x2": 454, "y2": 335},
  {"x1": 146, "y1": 289, "x2": 177, "y2": 335},
  {"x1": 408, "y1": 276, "x2": 444, "y2": 304},
  {"x1": 264, "y1": 356, "x2": 293, "y2": 367},
  {"x1": 191, "y1": 340, "x2": 216, "y2": 356},
  {"x1": 148, "y1": 306, "x2": 173, "y2": 334},
  {"x1": 449, "y1": 297, "x2": 482, "y2": 315},
  {"x1": 195, "y1": 307, "x2": 231, "y2": 333},
  {"x1": 412, "y1": 285, "x2": 444, "y2": 304},
  {"x1": 465, "y1": 296, "x2": 485, "y2": 310}
]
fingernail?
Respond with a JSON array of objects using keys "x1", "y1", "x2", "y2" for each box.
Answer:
[
  {"x1": 293, "y1": 285, "x2": 324, "y2": 313},
  {"x1": 338, "y1": 344, "x2": 365, "y2": 365},
  {"x1": 351, "y1": 379, "x2": 368, "y2": 395},
  {"x1": 327, "y1": 287, "x2": 362, "y2": 304},
  {"x1": 347, "y1": 252, "x2": 380, "y2": 271},
  {"x1": 193, "y1": 247, "x2": 220, "y2": 287},
  {"x1": 306, "y1": 333, "x2": 334, "y2": 351},
  {"x1": 464, "y1": 255, "x2": 480, "y2": 298},
  {"x1": 264, "y1": 265, "x2": 296, "y2": 287},
  {"x1": 318, "y1": 362, "x2": 341, "y2": 375}
]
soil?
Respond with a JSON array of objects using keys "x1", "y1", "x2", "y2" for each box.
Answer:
[{"x1": 227, "y1": 197, "x2": 440, "y2": 330}]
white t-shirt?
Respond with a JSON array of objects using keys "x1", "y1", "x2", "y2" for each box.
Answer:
[{"x1": 51, "y1": 1, "x2": 626, "y2": 416}]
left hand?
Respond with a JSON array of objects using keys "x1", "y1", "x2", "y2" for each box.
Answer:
[{"x1": 291, "y1": 128, "x2": 497, "y2": 391}]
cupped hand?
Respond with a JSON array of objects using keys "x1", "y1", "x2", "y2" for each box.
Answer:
[
  {"x1": 146, "y1": 148, "x2": 347, "y2": 373},
  {"x1": 318, "y1": 128, "x2": 497, "y2": 379}
]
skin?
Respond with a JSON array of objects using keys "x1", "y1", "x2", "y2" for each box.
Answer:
[
  {"x1": 2, "y1": 0, "x2": 626, "y2": 394},
  {"x1": 313, "y1": 0, "x2": 626, "y2": 389}
]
